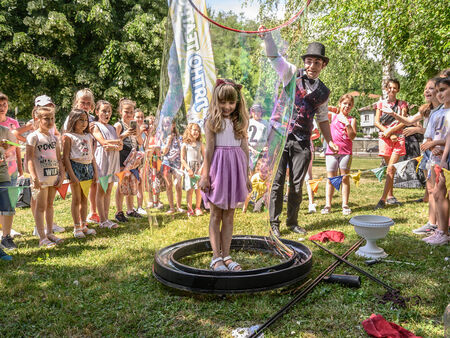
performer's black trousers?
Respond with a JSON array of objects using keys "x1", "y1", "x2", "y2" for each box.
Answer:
[{"x1": 269, "y1": 136, "x2": 311, "y2": 228}]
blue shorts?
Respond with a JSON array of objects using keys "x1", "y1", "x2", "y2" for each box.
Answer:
[
  {"x1": 0, "y1": 181, "x2": 15, "y2": 215},
  {"x1": 418, "y1": 150, "x2": 430, "y2": 171},
  {"x1": 68, "y1": 160, "x2": 94, "y2": 182}
]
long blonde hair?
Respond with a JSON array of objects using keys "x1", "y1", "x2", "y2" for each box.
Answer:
[{"x1": 207, "y1": 80, "x2": 248, "y2": 140}]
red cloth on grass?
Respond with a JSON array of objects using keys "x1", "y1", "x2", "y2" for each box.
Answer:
[
  {"x1": 308, "y1": 230, "x2": 345, "y2": 243},
  {"x1": 362, "y1": 314, "x2": 422, "y2": 338}
]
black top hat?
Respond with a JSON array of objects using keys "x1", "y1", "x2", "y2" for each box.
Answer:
[{"x1": 301, "y1": 42, "x2": 329, "y2": 64}]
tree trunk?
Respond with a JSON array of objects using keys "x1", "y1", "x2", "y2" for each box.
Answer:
[{"x1": 381, "y1": 58, "x2": 395, "y2": 99}]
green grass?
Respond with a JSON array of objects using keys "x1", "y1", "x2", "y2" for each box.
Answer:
[{"x1": 0, "y1": 157, "x2": 448, "y2": 337}]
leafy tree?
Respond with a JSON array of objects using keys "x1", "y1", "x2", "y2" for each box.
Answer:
[{"x1": 0, "y1": 0, "x2": 166, "y2": 125}]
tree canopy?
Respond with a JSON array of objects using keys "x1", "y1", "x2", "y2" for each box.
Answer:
[{"x1": 0, "y1": 0, "x2": 166, "y2": 124}]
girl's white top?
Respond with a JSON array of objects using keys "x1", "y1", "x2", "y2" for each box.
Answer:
[
  {"x1": 65, "y1": 132, "x2": 94, "y2": 164},
  {"x1": 215, "y1": 118, "x2": 241, "y2": 147},
  {"x1": 26, "y1": 130, "x2": 59, "y2": 187}
]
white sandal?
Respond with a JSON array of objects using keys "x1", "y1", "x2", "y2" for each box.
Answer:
[
  {"x1": 223, "y1": 256, "x2": 242, "y2": 271},
  {"x1": 73, "y1": 224, "x2": 86, "y2": 238},
  {"x1": 210, "y1": 257, "x2": 228, "y2": 271}
]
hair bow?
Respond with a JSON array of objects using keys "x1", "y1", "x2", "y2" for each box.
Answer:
[{"x1": 215, "y1": 79, "x2": 243, "y2": 90}]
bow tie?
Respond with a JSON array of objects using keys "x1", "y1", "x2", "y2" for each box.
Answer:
[{"x1": 301, "y1": 74, "x2": 316, "y2": 85}]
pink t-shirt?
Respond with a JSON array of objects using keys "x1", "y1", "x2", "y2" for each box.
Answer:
[
  {"x1": 376, "y1": 99, "x2": 408, "y2": 134},
  {"x1": 326, "y1": 114, "x2": 354, "y2": 155},
  {"x1": 0, "y1": 116, "x2": 20, "y2": 175}
]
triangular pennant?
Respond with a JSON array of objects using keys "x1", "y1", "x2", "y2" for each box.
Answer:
[
  {"x1": 329, "y1": 175, "x2": 343, "y2": 191},
  {"x1": 350, "y1": 171, "x2": 361, "y2": 187},
  {"x1": 115, "y1": 170, "x2": 128, "y2": 184},
  {"x1": 99, "y1": 175, "x2": 111, "y2": 193},
  {"x1": 7, "y1": 186, "x2": 23, "y2": 208},
  {"x1": 191, "y1": 174, "x2": 201, "y2": 185},
  {"x1": 156, "y1": 159, "x2": 162, "y2": 172},
  {"x1": 130, "y1": 169, "x2": 140, "y2": 182},
  {"x1": 393, "y1": 160, "x2": 408, "y2": 178},
  {"x1": 308, "y1": 178, "x2": 322, "y2": 194},
  {"x1": 443, "y1": 168, "x2": 450, "y2": 197},
  {"x1": 80, "y1": 179, "x2": 92, "y2": 198},
  {"x1": 415, "y1": 155, "x2": 423, "y2": 172},
  {"x1": 371, "y1": 166, "x2": 387, "y2": 182},
  {"x1": 434, "y1": 165, "x2": 442, "y2": 184},
  {"x1": 56, "y1": 182, "x2": 70, "y2": 200}
]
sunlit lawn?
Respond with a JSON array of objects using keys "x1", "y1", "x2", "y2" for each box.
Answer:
[{"x1": 0, "y1": 157, "x2": 447, "y2": 337}]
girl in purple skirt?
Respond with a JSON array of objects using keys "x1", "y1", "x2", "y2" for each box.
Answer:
[{"x1": 199, "y1": 79, "x2": 251, "y2": 272}]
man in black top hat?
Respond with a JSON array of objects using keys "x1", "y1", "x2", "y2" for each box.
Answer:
[{"x1": 260, "y1": 29, "x2": 338, "y2": 236}]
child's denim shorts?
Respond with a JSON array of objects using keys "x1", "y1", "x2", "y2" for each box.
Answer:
[
  {"x1": 0, "y1": 181, "x2": 15, "y2": 215},
  {"x1": 68, "y1": 160, "x2": 94, "y2": 182}
]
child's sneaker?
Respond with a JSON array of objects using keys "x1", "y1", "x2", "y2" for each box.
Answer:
[
  {"x1": 87, "y1": 213, "x2": 100, "y2": 224},
  {"x1": 176, "y1": 207, "x2": 185, "y2": 213},
  {"x1": 187, "y1": 209, "x2": 195, "y2": 217},
  {"x1": 195, "y1": 208, "x2": 203, "y2": 216},
  {"x1": 126, "y1": 210, "x2": 143, "y2": 218},
  {"x1": 423, "y1": 230, "x2": 449, "y2": 246},
  {"x1": 0, "y1": 248, "x2": 12, "y2": 261},
  {"x1": 155, "y1": 202, "x2": 164, "y2": 209},
  {"x1": 10, "y1": 229, "x2": 22, "y2": 237},
  {"x1": 308, "y1": 203, "x2": 317, "y2": 213},
  {"x1": 1, "y1": 235, "x2": 17, "y2": 250},
  {"x1": 136, "y1": 207, "x2": 147, "y2": 216},
  {"x1": 147, "y1": 201, "x2": 154, "y2": 209},
  {"x1": 412, "y1": 222, "x2": 437, "y2": 235}
]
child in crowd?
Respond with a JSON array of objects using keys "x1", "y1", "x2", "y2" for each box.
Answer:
[
  {"x1": 422, "y1": 77, "x2": 450, "y2": 245},
  {"x1": 69, "y1": 89, "x2": 100, "y2": 224},
  {"x1": 0, "y1": 117, "x2": 18, "y2": 255},
  {"x1": 321, "y1": 94, "x2": 357, "y2": 215},
  {"x1": 63, "y1": 109, "x2": 98, "y2": 237},
  {"x1": 26, "y1": 107, "x2": 65, "y2": 248},
  {"x1": 383, "y1": 78, "x2": 441, "y2": 234},
  {"x1": 243, "y1": 157, "x2": 269, "y2": 213},
  {"x1": 181, "y1": 123, "x2": 205, "y2": 216},
  {"x1": 0, "y1": 92, "x2": 23, "y2": 239},
  {"x1": 160, "y1": 117, "x2": 184, "y2": 214},
  {"x1": 374, "y1": 79, "x2": 409, "y2": 209},
  {"x1": 134, "y1": 109, "x2": 148, "y2": 216},
  {"x1": 92, "y1": 100, "x2": 121, "y2": 229},
  {"x1": 248, "y1": 104, "x2": 268, "y2": 170},
  {"x1": 199, "y1": 79, "x2": 251, "y2": 271},
  {"x1": 114, "y1": 98, "x2": 143, "y2": 222},
  {"x1": 144, "y1": 115, "x2": 164, "y2": 209}
]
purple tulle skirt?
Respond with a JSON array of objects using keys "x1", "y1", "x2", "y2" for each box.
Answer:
[{"x1": 202, "y1": 146, "x2": 249, "y2": 210}]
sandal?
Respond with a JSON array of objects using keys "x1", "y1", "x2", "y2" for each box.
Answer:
[
  {"x1": 166, "y1": 209, "x2": 175, "y2": 215},
  {"x1": 82, "y1": 224, "x2": 97, "y2": 235},
  {"x1": 73, "y1": 224, "x2": 86, "y2": 238},
  {"x1": 106, "y1": 220, "x2": 118, "y2": 229},
  {"x1": 47, "y1": 234, "x2": 64, "y2": 245},
  {"x1": 99, "y1": 220, "x2": 117, "y2": 229},
  {"x1": 342, "y1": 206, "x2": 352, "y2": 216},
  {"x1": 210, "y1": 257, "x2": 228, "y2": 272},
  {"x1": 39, "y1": 238, "x2": 56, "y2": 248},
  {"x1": 223, "y1": 256, "x2": 242, "y2": 271},
  {"x1": 321, "y1": 206, "x2": 331, "y2": 215}
]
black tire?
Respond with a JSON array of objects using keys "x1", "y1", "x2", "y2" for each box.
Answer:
[{"x1": 153, "y1": 235, "x2": 313, "y2": 294}]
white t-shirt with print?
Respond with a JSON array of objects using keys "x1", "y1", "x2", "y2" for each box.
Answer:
[{"x1": 27, "y1": 130, "x2": 59, "y2": 187}]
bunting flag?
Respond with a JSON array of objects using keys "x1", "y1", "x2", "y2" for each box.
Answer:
[
  {"x1": 4, "y1": 140, "x2": 22, "y2": 147},
  {"x1": 393, "y1": 161, "x2": 409, "y2": 179},
  {"x1": 80, "y1": 179, "x2": 92, "y2": 198},
  {"x1": 329, "y1": 175, "x2": 343, "y2": 191},
  {"x1": 130, "y1": 169, "x2": 140, "y2": 182},
  {"x1": 252, "y1": 177, "x2": 267, "y2": 200},
  {"x1": 191, "y1": 174, "x2": 201, "y2": 186},
  {"x1": 156, "y1": 159, "x2": 162, "y2": 172},
  {"x1": 56, "y1": 182, "x2": 70, "y2": 200},
  {"x1": 350, "y1": 171, "x2": 361, "y2": 187},
  {"x1": 434, "y1": 165, "x2": 442, "y2": 184},
  {"x1": 7, "y1": 186, "x2": 24, "y2": 208},
  {"x1": 308, "y1": 178, "x2": 323, "y2": 194},
  {"x1": 415, "y1": 155, "x2": 423, "y2": 172},
  {"x1": 98, "y1": 175, "x2": 111, "y2": 193},
  {"x1": 371, "y1": 166, "x2": 387, "y2": 182},
  {"x1": 443, "y1": 168, "x2": 450, "y2": 197},
  {"x1": 115, "y1": 170, "x2": 128, "y2": 184}
]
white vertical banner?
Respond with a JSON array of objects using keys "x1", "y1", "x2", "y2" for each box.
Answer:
[{"x1": 169, "y1": 0, "x2": 216, "y2": 126}]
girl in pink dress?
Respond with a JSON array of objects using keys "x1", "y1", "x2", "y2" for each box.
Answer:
[
  {"x1": 199, "y1": 79, "x2": 251, "y2": 272},
  {"x1": 321, "y1": 94, "x2": 357, "y2": 215}
]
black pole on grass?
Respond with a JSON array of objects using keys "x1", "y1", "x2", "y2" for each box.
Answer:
[
  {"x1": 249, "y1": 238, "x2": 364, "y2": 338},
  {"x1": 311, "y1": 240, "x2": 398, "y2": 292}
]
